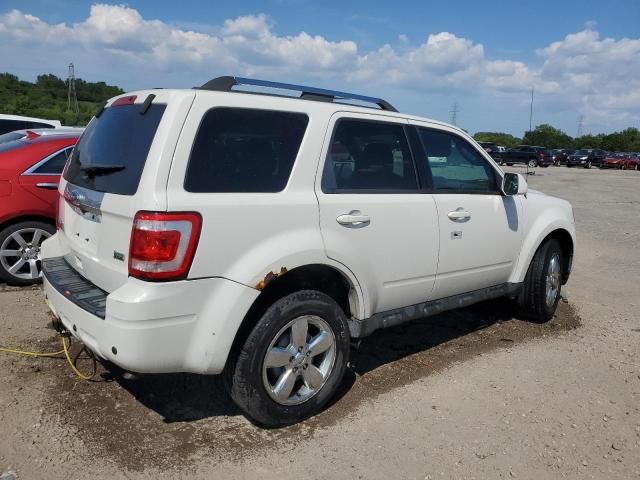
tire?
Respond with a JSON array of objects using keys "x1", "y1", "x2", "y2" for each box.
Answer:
[
  {"x1": 621, "y1": 164, "x2": 626, "y2": 170},
  {"x1": 225, "y1": 290, "x2": 350, "y2": 427},
  {"x1": 0, "y1": 221, "x2": 55, "y2": 286},
  {"x1": 518, "y1": 238, "x2": 563, "y2": 323},
  {"x1": 506, "y1": 163, "x2": 513, "y2": 166},
  {"x1": 585, "y1": 161, "x2": 592, "y2": 169},
  {"x1": 527, "y1": 159, "x2": 537, "y2": 168}
]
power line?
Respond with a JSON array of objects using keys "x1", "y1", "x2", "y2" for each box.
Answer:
[
  {"x1": 449, "y1": 102, "x2": 459, "y2": 126},
  {"x1": 67, "y1": 63, "x2": 78, "y2": 114}
]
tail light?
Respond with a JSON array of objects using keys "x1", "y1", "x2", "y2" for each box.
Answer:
[{"x1": 128, "y1": 211, "x2": 202, "y2": 281}]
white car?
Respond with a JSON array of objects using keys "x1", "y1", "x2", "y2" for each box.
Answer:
[
  {"x1": 0, "y1": 114, "x2": 62, "y2": 135},
  {"x1": 42, "y1": 77, "x2": 575, "y2": 426}
]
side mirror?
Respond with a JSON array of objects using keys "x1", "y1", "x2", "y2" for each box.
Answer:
[{"x1": 501, "y1": 172, "x2": 528, "y2": 196}]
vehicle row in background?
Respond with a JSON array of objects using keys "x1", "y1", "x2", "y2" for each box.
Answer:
[{"x1": 0, "y1": 129, "x2": 81, "y2": 285}]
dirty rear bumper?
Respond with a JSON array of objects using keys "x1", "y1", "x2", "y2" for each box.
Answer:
[{"x1": 43, "y1": 256, "x2": 259, "y2": 374}]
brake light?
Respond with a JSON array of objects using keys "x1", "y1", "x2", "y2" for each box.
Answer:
[
  {"x1": 56, "y1": 194, "x2": 64, "y2": 231},
  {"x1": 128, "y1": 211, "x2": 202, "y2": 281},
  {"x1": 112, "y1": 95, "x2": 137, "y2": 107}
]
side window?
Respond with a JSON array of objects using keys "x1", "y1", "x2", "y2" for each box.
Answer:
[
  {"x1": 32, "y1": 147, "x2": 73, "y2": 174},
  {"x1": 0, "y1": 120, "x2": 21, "y2": 135},
  {"x1": 185, "y1": 108, "x2": 308, "y2": 193},
  {"x1": 322, "y1": 119, "x2": 418, "y2": 192},
  {"x1": 417, "y1": 128, "x2": 498, "y2": 193}
]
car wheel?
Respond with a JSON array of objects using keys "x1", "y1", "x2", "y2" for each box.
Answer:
[
  {"x1": 225, "y1": 290, "x2": 350, "y2": 427},
  {"x1": 506, "y1": 163, "x2": 513, "y2": 166},
  {"x1": 586, "y1": 161, "x2": 592, "y2": 169},
  {"x1": 518, "y1": 238, "x2": 563, "y2": 323},
  {"x1": 0, "y1": 221, "x2": 55, "y2": 286},
  {"x1": 527, "y1": 159, "x2": 537, "y2": 168},
  {"x1": 621, "y1": 164, "x2": 626, "y2": 170}
]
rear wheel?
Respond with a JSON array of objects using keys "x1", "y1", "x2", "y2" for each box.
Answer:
[
  {"x1": 225, "y1": 290, "x2": 350, "y2": 427},
  {"x1": 527, "y1": 159, "x2": 537, "y2": 168},
  {"x1": 518, "y1": 239, "x2": 563, "y2": 323},
  {"x1": 0, "y1": 221, "x2": 54, "y2": 286}
]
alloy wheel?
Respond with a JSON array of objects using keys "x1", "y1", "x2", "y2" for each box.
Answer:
[
  {"x1": 0, "y1": 228, "x2": 51, "y2": 280},
  {"x1": 545, "y1": 253, "x2": 561, "y2": 309},
  {"x1": 262, "y1": 315, "x2": 336, "y2": 406}
]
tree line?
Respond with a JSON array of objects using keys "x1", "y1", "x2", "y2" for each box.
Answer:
[
  {"x1": 475, "y1": 124, "x2": 640, "y2": 152},
  {"x1": 0, "y1": 72, "x2": 123, "y2": 126}
]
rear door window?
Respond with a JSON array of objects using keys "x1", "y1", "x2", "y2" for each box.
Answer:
[
  {"x1": 64, "y1": 103, "x2": 166, "y2": 195},
  {"x1": 321, "y1": 119, "x2": 418, "y2": 192},
  {"x1": 32, "y1": 147, "x2": 73, "y2": 174},
  {"x1": 184, "y1": 108, "x2": 308, "y2": 193}
]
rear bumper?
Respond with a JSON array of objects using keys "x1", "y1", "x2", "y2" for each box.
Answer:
[{"x1": 43, "y1": 257, "x2": 259, "y2": 374}]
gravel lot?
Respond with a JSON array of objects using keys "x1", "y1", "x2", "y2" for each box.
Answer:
[{"x1": 1, "y1": 166, "x2": 639, "y2": 479}]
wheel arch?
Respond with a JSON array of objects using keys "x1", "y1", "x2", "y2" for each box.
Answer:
[
  {"x1": 511, "y1": 219, "x2": 575, "y2": 286},
  {"x1": 226, "y1": 263, "x2": 361, "y2": 371},
  {"x1": 0, "y1": 214, "x2": 55, "y2": 232}
]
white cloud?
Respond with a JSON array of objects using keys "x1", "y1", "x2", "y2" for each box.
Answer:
[{"x1": 0, "y1": 4, "x2": 638, "y2": 132}]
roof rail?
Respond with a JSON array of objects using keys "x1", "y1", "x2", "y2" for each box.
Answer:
[{"x1": 197, "y1": 76, "x2": 398, "y2": 112}]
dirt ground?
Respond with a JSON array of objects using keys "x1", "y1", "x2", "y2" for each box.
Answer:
[{"x1": 1, "y1": 166, "x2": 639, "y2": 479}]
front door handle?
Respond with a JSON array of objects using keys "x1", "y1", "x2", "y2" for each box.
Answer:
[
  {"x1": 336, "y1": 211, "x2": 370, "y2": 227},
  {"x1": 36, "y1": 183, "x2": 59, "y2": 190},
  {"x1": 447, "y1": 209, "x2": 471, "y2": 222}
]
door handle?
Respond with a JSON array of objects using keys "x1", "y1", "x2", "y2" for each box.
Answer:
[
  {"x1": 447, "y1": 209, "x2": 471, "y2": 222},
  {"x1": 336, "y1": 211, "x2": 370, "y2": 227},
  {"x1": 36, "y1": 183, "x2": 59, "y2": 190}
]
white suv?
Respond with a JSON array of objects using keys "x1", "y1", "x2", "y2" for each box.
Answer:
[{"x1": 42, "y1": 77, "x2": 575, "y2": 426}]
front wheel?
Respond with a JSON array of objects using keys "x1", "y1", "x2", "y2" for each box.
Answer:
[
  {"x1": 585, "y1": 161, "x2": 592, "y2": 169},
  {"x1": 527, "y1": 159, "x2": 537, "y2": 168},
  {"x1": 518, "y1": 239, "x2": 563, "y2": 323},
  {"x1": 225, "y1": 290, "x2": 350, "y2": 427}
]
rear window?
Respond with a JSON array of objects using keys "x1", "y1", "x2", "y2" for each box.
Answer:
[
  {"x1": 64, "y1": 103, "x2": 166, "y2": 195},
  {"x1": 0, "y1": 139, "x2": 26, "y2": 154},
  {"x1": 0, "y1": 132, "x2": 25, "y2": 144},
  {"x1": 184, "y1": 108, "x2": 308, "y2": 193}
]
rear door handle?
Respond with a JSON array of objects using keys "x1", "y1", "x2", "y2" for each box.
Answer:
[
  {"x1": 36, "y1": 183, "x2": 59, "y2": 190},
  {"x1": 447, "y1": 209, "x2": 471, "y2": 222},
  {"x1": 336, "y1": 211, "x2": 370, "y2": 227}
]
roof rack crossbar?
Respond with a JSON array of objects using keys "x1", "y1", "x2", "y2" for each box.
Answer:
[{"x1": 197, "y1": 76, "x2": 398, "y2": 112}]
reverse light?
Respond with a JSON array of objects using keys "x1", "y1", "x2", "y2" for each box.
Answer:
[{"x1": 128, "y1": 211, "x2": 202, "y2": 281}]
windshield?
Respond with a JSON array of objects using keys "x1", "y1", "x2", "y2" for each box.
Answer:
[
  {"x1": 575, "y1": 149, "x2": 592, "y2": 155},
  {"x1": 64, "y1": 103, "x2": 166, "y2": 195}
]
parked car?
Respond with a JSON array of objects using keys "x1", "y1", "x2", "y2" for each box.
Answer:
[
  {"x1": 600, "y1": 153, "x2": 639, "y2": 170},
  {"x1": 0, "y1": 114, "x2": 62, "y2": 135},
  {"x1": 0, "y1": 132, "x2": 80, "y2": 285},
  {"x1": 547, "y1": 149, "x2": 573, "y2": 166},
  {"x1": 566, "y1": 149, "x2": 608, "y2": 168},
  {"x1": 42, "y1": 76, "x2": 575, "y2": 426},
  {"x1": 477, "y1": 141, "x2": 502, "y2": 160},
  {"x1": 498, "y1": 145, "x2": 547, "y2": 167},
  {"x1": 0, "y1": 127, "x2": 84, "y2": 145}
]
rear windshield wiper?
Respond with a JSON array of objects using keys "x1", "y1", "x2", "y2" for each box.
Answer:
[{"x1": 80, "y1": 163, "x2": 125, "y2": 176}]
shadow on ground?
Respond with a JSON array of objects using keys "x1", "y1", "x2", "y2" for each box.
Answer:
[{"x1": 40, "y1": 299, "x2": 580, "y2": 471}]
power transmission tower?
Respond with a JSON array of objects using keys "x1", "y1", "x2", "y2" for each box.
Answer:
[
  {"x1": 449, "y1": 102, "x2": 459, "y2": 126},
  {"x1": 67, "y1": 63, "x2": 78, "y2": 114},
  {"x1": 576, "y1": 115, "x2": 584, "y2": 138}
]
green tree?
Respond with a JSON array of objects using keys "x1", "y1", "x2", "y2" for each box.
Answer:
[
  {"x1": 522, "y1": 124, "x2": 573, "y2": 148},
  {"x1": 473, "y1": 132, "x2": 521, "y2": 148}
]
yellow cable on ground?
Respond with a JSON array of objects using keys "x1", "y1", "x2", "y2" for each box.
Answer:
[
  {"x1": 61, "y1": 336, "x2": 95, "y2": 380},
  {"x1": 0, "y1": 336, "x2": 96, "y2": 380},
  {"x1": 0, "y1": 346, "x2": 64, "y2": 357}
]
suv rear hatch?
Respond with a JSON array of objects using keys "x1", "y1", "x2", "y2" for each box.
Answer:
[{"x1": 57, "y1": 90, "x2": 194, "y2": 293}]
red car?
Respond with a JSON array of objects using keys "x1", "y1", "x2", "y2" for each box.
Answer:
[
  {"x1": 0, "y1": 132, "x2": 80, "y2": 285},
  {"x1": 600, "y1": 153, "x2": 639, "y2": 170}
]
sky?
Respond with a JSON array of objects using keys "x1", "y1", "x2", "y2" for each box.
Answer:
[{"x1": 0, "y1": 0, "x2": 639, "y2": 136}]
